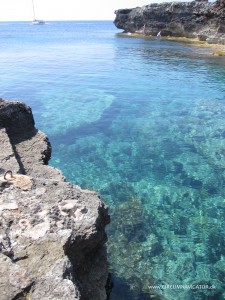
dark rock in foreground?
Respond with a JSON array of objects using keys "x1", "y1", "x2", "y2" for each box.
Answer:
[
  {"x1": 0, "y1": 99, "x2": 110, "y2": 300},
  {"x1": 114, "y1": 0, "x2": 225, "y2": 43}
]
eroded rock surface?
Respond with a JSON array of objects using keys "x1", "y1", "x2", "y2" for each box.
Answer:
[
  {"x1": 0, "y1": 99, "x2": 110, "y2": 300},
  {"x1": 114, "y1": 0, "x2": 225, "y2": 43}
]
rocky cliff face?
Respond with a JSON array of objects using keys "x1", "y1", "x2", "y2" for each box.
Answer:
[
  {"x1": 114, "y1": 0, "x2": 225, "y2": 43},
  {"x1": 0, "y1": 99, "x2": 110, "y2": 300}
]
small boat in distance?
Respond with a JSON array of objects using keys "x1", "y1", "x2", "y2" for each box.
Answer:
[
  {"x1": 31, "y1": 0, "x2": 45, "y2": 25},
  {"x1": 32, "y1": 19, "x2": 45, "y2": 25}
]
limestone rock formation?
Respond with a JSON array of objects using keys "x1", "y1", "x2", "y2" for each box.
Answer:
[
  {"x1": 114, "y1": 0, "x2": 225, "y2": 43},
  {"x1": 0, "y1": 99, "x2": 110, "y2": 300}
]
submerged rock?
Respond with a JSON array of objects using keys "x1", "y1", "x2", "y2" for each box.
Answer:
[
  {"x1": 114, "y1": 0, "x2": 225, "y2": 43},
  {"x1": 0, "y1": 99, "x2": 110, "y2": 300}
]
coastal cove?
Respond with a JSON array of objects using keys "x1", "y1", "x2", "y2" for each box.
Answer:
[
  {"x1": 0, "y1": 20, "x2": 225, "y2": 299},
  {"x1": 116, "y1": 32, "x2": 225, "y2": 56}
]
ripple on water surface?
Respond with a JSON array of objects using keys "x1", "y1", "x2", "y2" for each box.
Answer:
[
  {"x1": 47, "y1": 38, "x2": 225, "y2": 300},
  {"x1": 1, "y1": 22, "x2": 225, "y2": 300}
]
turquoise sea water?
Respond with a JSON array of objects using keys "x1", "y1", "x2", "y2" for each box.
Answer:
[{"x1": 1, "y1": 21, "x2": 225, "y2": 299}]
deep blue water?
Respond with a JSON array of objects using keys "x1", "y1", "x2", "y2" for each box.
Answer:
[{"x1": 1, "y1": 21, "x2": 225, "y2": 300}]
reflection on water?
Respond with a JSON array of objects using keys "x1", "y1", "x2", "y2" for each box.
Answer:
[{"x1": 1, "y1": 21, "x2": 225, "y2": 299}]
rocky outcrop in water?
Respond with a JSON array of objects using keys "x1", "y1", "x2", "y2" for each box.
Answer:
[
  {"x1": 114, "y1": 0, "x2": 225, "y2": 43},
  {"x1": 0, "y1": 99, "x2": 110, "y2": 300}
]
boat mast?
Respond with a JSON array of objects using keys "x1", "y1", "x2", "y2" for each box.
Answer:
[{"x1": 31, "y1": 0, "x2": 36, "y2": 20}]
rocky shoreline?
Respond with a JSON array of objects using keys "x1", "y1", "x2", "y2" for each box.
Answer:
[
  {"x1": 0, "y1": 99, "x2": 110, "y2": 300},
  {"x1": 114, "y1": 0, "x2": 225, "y2": 54}
]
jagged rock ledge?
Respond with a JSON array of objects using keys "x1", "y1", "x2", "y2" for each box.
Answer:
[
  {"x1": 0, "y1": 99, "x2": 110, "y2": 300},
  {"x1": 114, "y1": 0, "x2": 225, "y2": 45}
]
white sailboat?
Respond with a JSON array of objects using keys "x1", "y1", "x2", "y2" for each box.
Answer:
[{"x1": 31, "y1": 0, "x2": 45, "y2": 25}]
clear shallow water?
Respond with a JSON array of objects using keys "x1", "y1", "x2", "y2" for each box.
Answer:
[{"x1": 1, "y1": 21, "x2": 225, "y2": 299}]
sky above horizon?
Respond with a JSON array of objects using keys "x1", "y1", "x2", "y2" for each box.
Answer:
[{"x1": 0, "y1": 0, "x2": 187, "y2": 21}]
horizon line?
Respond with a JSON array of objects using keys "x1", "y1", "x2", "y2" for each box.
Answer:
[{"x1": 0, "y1": 19, "x2": 115, "y2": 22}]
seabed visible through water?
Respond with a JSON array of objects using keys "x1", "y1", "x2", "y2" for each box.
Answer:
[{"x1": 1, "y1": 21, "x2": 225, "y2": 300}]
